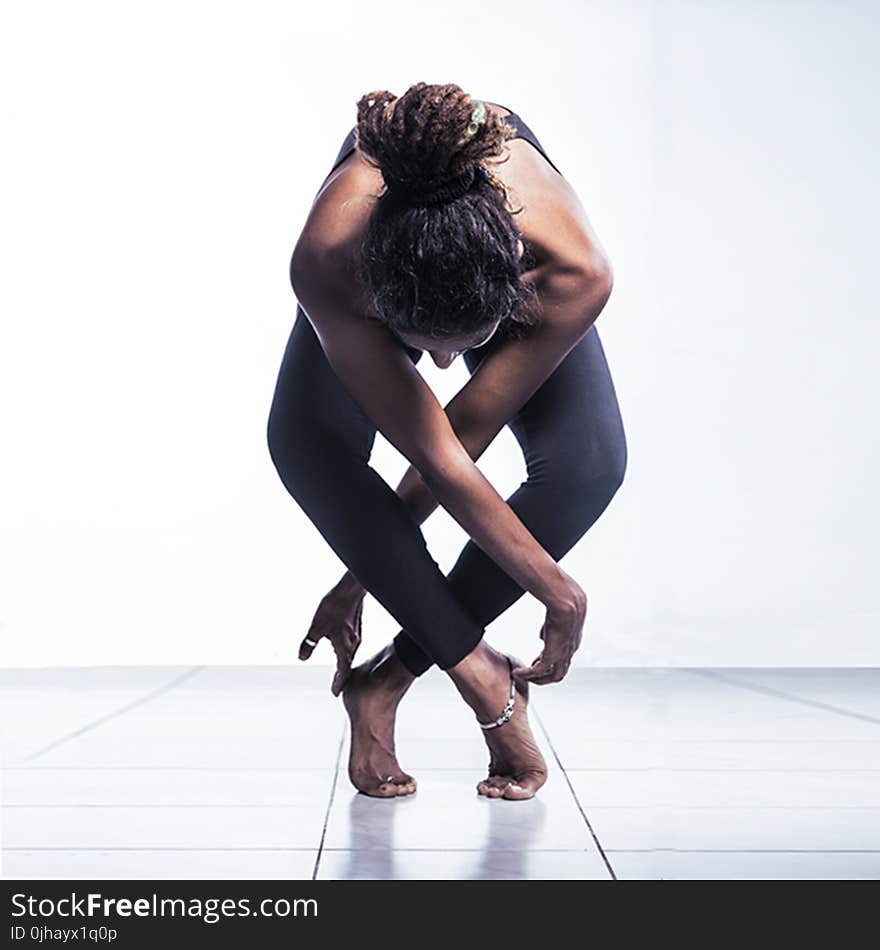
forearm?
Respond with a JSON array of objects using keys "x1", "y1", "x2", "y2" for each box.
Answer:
[
  {"x1": 340, "y1": 444, "x2": 575, "y2": 609},
  {"x1": 421, "y1": 446, "x2": 578, "y2": 609},
  {"x1": 390, "y1": 419, "x2": 488, "y2": 527},
  {"x1": 388, "y1": 271, "x2": 611, "y2": 531},
  {"x1": 337, "y1": 266, "x2": 612, "y2": 598}
]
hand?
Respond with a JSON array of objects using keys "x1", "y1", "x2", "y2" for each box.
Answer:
[
  {"x1": 512, "y1": 579, "x2": 587, "y2": 685},
  {"x1": 298, "y1": 574, "x2": 366, "y2": 696}
]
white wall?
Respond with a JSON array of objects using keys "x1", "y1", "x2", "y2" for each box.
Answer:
[{"x1": 1, "y1": 0, "x2": 877, "y2": 667}]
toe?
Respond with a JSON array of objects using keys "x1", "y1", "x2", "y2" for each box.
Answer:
[
  {"x1": 360, "y1": 784, "x2": 398, "y2": 798},
  {"x1": 351, "y1": 769, "x2": 399, "y2": 798},
  {"x1": 487, "y1": 774, "x2": 512, "y2": 790},
  {"x1": 503, "y1": 772, "x2": 546, "y2": 800},
  {"x1": 375, "y1": 781, "x2": 402, "y2": 798},
  {"x1": 502, "y1": 783, "x2": 535, "y2": 800},
  {"x1": 483, "y1": 775, "x2": 514, "y2": 798}
]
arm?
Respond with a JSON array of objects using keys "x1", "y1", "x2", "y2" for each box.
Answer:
[
  {"x1": 332, "y1": 262, "x2": 611, "y2": 601},
  {"x1": 291, "y1": 244, "x2": 587, "y2": 616},
  {"x1": 338, "y1": 207, "x2": 614, "y2": 591},
  {"x1": 298, "y1": 138, "x2": 609, "y2": 684},
  {"x1": 340, "y1": 143, "x2": 613, "y2": 582},
  {"x1": 395, "y1": 258, "x2": 613, "y2": 525}
]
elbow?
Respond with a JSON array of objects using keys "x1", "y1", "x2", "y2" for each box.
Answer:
[
  {"x1": 290, "y1": 235, "x2": 332, "y2": 303},
  {"x1": 565, "y1": 253, "x2": 613, "y2": 333},
  {"x1": 289, "y1": 241, "x2": 315, "y2": 300},
  {"x1": 580, "y1": 252, "x2": 614, "y2": 309}
]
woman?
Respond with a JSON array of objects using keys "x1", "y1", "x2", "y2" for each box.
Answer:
[{"x1": 267, "y1": 82, "x2": 626, "y2": 801}]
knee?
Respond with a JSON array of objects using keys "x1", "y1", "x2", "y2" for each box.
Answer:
[
  {"x1": 571, "y1": 456, "x2": 626, "y2": 514},
  {"x1": 542, "y1": 434, "x2": 627, "y2": 518},
  {"x1": 595, "y1": 434, "x2": 627, "y2": 500},
  {"x1": 266, "y1": 405, "x2": 315, "y2": 495}
]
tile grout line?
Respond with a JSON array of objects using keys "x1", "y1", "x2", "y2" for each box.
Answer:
[
  {"x1": 3, "y1": 845, "x2": 315, "y2": 854},
  {"x1": 603, "y1": 848, "x2": 880, "y2": 854},
  {"x1": 8, "y1": 766, "x2": 880, "y2": 773},
  {"x1": 9, "y1": 804, "x2": 880, "y2": 811},
  {"x1": 683, "y1": 668, "x2": 880, "y2": 726},
  {"x1": 311, "y1": 718, "x2": 346, "y2": 881},
  {"x1": 531, "y1": 701, "x2": 617, "y2": 881},
  {"x1": 22, "y1": 667, "x2": 207, "y2": 762},
  {"x1": 5, "y1": 847, "x2": 880, "y2": 854}
]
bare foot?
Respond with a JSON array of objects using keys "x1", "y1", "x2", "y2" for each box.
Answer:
[
  {"x1": 341, "y1": 643, "x2": 417, "y2": 798},
  {"x1": 448, "y1": 642, "x2": 548, "y2": 800}
]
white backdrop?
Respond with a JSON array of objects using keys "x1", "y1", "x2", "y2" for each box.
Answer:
[{"x1": 1, "y1": 0, "x2": 877, "y2": 667}]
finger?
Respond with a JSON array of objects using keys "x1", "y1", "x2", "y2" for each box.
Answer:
[
  {"x1": 511, "y1": 654, "x2": 547, "y2": 678},
  {"x1": 512, "y1": 659, "x2": 567, "y2": 683},
  {"x1": 298, "y1": 632, "x2": 322, "y2": 661},
  {"x1": 511, "y1": 663, "x2": 549, "y2": 681},
  {"x1": 330, "y1": 661, "x2": 352, "y2": 697},
  {"x1": 520, "y1": 671, "x2": 562, "y2": 686},
  {"x1": 527, "y1": 662, "x2": 571, "y2": 686},
  {"x1": 329, "y1": 635, "x2": 359, "y2": 696}
]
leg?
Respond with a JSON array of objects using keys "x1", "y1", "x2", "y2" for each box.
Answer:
[
  {"x1": 267, "y1": 307, "x2": 484, "y2": 796},
  {"x1": 267, "y1": 306, "x2": 486, "y2": 672},
  {"x1": 398, "y1": 322, "x2": 626, "y2": 800},
  {"x1": 393, "y1": 322, "x2": 628, "y2": 676}
]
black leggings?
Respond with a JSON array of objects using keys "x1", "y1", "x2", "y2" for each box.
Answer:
[{"x1": 266, "y1": 306, "x2": 627, "y2": 677}]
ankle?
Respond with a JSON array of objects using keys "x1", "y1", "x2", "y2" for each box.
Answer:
[
  {"x1": 446, "y1": 641, "x2": 507, "y2": 719},
  {"x1": 448, "y1": 639, "x2": 500, "y2": 679},
  {"x1": 365, "y1": 644, "x2": 416, "y2": 695}
]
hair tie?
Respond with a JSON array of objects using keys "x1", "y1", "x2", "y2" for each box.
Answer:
[
  {"x1": 455, "y1": 100, "x2": 487, "y2": 147},
  {"x1": 384, "y1": 163, "x2": 488, "y2": 208}
]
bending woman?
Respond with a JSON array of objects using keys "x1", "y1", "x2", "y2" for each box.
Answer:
[{"x1": 267, "y1": 83, "x2": 627, "y2": 801}]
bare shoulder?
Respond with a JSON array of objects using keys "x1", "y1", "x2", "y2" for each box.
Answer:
[
  {"x1": 297, "y1": 102, "x2": 521, "y2": 256},
  {"x1": 489, "y1": 121, "x2": 607, "y2": 277},
  {"x1": 292, "y1": 101, "x2": 606, "y2": 305}
]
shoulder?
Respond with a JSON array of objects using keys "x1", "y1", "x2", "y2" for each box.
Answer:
[
  {"x1": 293, "y1": 100, "x2": 594, "y2": 288},
  {"x1": 290, "y1": 147, "x2": 380, "y2": 309}
]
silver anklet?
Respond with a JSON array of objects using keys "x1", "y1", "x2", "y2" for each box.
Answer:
[{"x1": 477, "y1": 659, "x2": 517, "y2": 730}]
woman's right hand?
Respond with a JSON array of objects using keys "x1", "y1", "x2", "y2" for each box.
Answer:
[
  {"x1": 298, "y1": 573, "x2": 366, "y2": 696},
  {"x1": 512, "y1": 576, "x2": 588, "y2": 685}
]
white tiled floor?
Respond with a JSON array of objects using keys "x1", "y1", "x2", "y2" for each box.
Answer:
[{"x1": 1, "y1": 666, "x2": 878, "y2": 880}]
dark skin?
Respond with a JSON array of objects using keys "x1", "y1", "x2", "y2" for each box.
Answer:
[{"x1": 291, "y1": 102, "x2": 614, "y2": 799}]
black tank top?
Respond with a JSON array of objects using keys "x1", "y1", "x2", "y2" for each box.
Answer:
[{"x1": 321, "y1": 100, "x2": 563, "y2": 185}]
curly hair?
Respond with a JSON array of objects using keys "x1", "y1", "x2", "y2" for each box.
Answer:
[{"x1": 353, "y1": 82, "x2": 540, "y2": 342}]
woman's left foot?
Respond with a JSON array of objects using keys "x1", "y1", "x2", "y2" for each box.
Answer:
[{"x1": 449, "y1": 642, "x2": 548, "y2": 800}]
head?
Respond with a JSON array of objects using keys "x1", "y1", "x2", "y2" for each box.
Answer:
[{"x1": 354, "y1": 82, "x2": 539, "y2": 367}]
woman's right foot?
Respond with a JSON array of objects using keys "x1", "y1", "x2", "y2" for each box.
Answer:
[
  {"x1": 341, "y1": 644, "x2": 417, "y2": 798},
  {"x1": 448, "y1": 642, "x2": 548, "y2": 800}
]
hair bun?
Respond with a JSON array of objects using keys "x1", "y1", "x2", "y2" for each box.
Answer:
[
  {"x1": 384, "y1": 163, "x2": 488, "y2": 208},
  {"x1": 355, "y1": 82, "x2": 514, "y2": 209}
]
